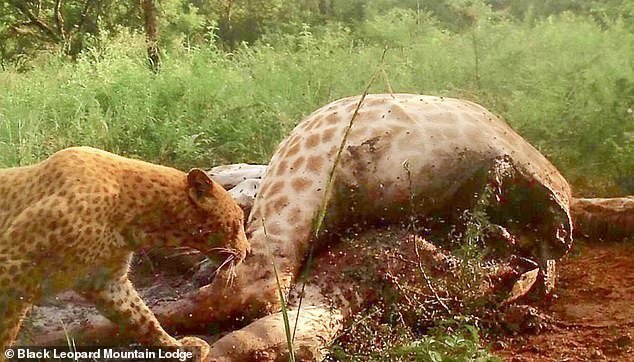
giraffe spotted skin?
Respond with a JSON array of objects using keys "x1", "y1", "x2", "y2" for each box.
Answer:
[
  {"x1": 0, "y1": 147, "x2": 249, "y2": 358},
  {"x1": 155, "y1": 94, "x2": 573, "y2": 342}
]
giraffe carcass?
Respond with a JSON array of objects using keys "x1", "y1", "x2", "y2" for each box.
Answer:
[{"x1": 200, "y1": 94, "x2": 576, "y2": 360}]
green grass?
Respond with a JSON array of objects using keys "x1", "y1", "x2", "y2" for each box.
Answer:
[
  {"x1": 328, "y1": 316, "x2": 501, "y2": 362},
  {"x1": 1, "y1": 14, "x2": 632, "y2": 196},
  {"x1": 387, "y1": 324, "x2": 500, "y2": 362}
]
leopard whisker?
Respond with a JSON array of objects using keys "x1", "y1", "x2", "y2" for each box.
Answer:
[
  {"x1": 193, "y1": 258, "x2": 209, "y2": 268},
  {"x1": 186, "y1": 257, "x2": 212, "y2": 275},
  {"x1": 157, "y1": 246, "x2": 196, "y2": 252},
  {"x1": 214, "y1": 254, "x2": 236, "y2": 276},
  {"x1": 207, "y1": 247, "x2": 237, "y2": 255},
  {"x1": 187, "y1": 253, "x2": 235, "y2": 279},
  {"x1": 225, "y1": 261, "x2": 236, "y2": 287},
  {"x1": 164, "y1": 250, "x2": 201, "y2": 259}
]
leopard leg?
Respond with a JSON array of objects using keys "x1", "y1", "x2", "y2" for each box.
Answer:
[
  {"x1": 79, "y1": 271, "x2": 177, "y2": 345},
  {"x1": 78, "y1": 268, "x2": 209, "y2": 357},
  {"x1": 0, "y1": 295, "x2": 31, "y2": 360},
  {"x1": 0, "y1": 256, "x2": 39, "y2": 356}
]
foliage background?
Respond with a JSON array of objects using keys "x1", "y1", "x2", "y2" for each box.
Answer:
[{"x1": 1, "y1": 0, "x2": 632, "y2": 197}]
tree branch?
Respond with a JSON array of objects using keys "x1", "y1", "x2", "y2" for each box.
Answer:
[
  {"x1": 72, "y1": 0, "x2": 94, "y2": 35},
  {"x1": 142, "y1": 0, "x2": 161, "y2": 72},
  {"x1": 10, "y1": 0, "x2": 61, "y2": 42},
  {"x1": 54, "y1": 0, "x2": 66, "y2": 41}
]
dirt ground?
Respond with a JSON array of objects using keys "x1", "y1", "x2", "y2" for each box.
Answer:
[
  {"x1": 21, "y1": 241, "x2": 634, "y2": 361},
  {"x1": 493, "y1": 241, "x2": 634, "y2": 361}
]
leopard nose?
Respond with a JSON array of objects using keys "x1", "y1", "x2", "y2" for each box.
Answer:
[{"x1": 234, "y1": 246, "x2": 248, "y2": 263}]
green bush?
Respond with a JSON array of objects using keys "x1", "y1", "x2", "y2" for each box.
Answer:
[
  {"x1": 388, "y1": 323, "x2": 500, "y2": 362},
  {"x1": 329, "y1": 318, "x2": 501, "y2": 362},
  {"x1": 1, "y1": 12, "x2": 632, "y2": 195}
]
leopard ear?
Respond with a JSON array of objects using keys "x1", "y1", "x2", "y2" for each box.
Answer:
[{"x1": 187, "y1": 168, "x2": 214, "y2": 199}]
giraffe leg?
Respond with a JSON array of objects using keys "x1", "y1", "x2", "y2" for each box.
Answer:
[
  {"x1": 207, "y1": 303, "x2": 345, "y2": 362},
  {"x1": 154, "y1": 229, "x2": 308, "y2": 332},
  {"x1": 36, "y1": 227, "x2": 308, "y2": 341}
]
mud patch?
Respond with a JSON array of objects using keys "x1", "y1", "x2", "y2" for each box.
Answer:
[{"x1": 493, "y1": 241, "x2": 634, "y2": 361}]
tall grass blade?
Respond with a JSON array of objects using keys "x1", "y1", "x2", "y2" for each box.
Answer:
[
  {"x1": 293, "y1": 46, "x2": 391, "y2": 342},
  {"x1": 262, "y1": 220, "x2": 295, "y2": 362}
]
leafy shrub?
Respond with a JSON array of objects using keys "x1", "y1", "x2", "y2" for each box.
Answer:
[
  {"x1": 0, "y1": 12, "x2": 631, "y2": 196},
  {"x1": 388, "y1": 323, "x2": 501, "y2": 362}
]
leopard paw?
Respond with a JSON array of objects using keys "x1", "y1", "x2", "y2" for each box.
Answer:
[{"x1": 178, "y1": 336, "x2": 210, "y2": 361}]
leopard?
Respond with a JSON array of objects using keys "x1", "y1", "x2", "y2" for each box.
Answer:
[{"x1": 0, "y1": 146, "x2": 249, "y2": 360}]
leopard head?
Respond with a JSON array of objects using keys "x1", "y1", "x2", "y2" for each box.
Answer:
[{"x1": 176, "y1": 169, "x2": 250, "y2": 263}]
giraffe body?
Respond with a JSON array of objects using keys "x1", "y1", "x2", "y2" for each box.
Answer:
[
  {"x1": 26, "y1": 96, "x2": 632, "y2": 360},
  {"x1": 249, "y1": 93, "x2": 572, "y2": 256},
  {"x1": 168, "y1": 95, "x2": 574, "y2": 336},
  {"x1": 199, "y1": 94, "x2": 576, "y2": 360}
]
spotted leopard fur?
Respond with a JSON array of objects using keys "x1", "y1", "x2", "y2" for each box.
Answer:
[{"x1": 0, "y1": 147, "x2": 249, "y2": 358}]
